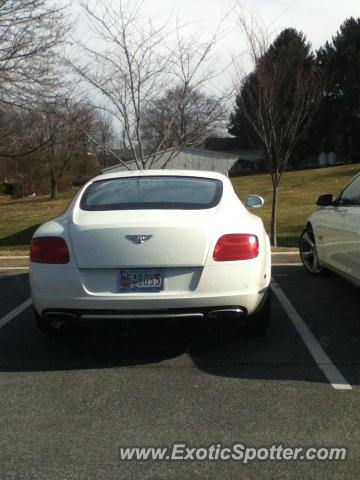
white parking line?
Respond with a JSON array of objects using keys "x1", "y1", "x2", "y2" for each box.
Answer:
[
  {"x1": 271, "y1": 280, "x2": 352, "y2": 390},
  {"x1": 0, "y1": 298, "x2": 32, "y2": 330}
]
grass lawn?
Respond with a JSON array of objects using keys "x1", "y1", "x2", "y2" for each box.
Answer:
[
  {"x1": 0, "y1": 163, "x2": 359, "y2": 255},
  {"x1": 0, "y1": 189, "x2": 77, "y2": 255}
]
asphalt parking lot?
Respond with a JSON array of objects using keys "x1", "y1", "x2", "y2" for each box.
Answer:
[{"x1": 0, "y1": 265, "x2": 359, "y2": 479}]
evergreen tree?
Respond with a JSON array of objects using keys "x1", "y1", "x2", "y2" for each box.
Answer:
[{"x1": 316, "y1": 18, "x2": 360, "y2": 160}]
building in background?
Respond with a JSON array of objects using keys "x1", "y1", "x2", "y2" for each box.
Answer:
[{"x1": 102, "y1": 146, "x2": 263, "y2": 176}]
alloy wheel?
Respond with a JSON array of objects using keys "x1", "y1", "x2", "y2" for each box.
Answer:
[{"x1": 299, "y1": 228, "x2": 323, "y2": 274}]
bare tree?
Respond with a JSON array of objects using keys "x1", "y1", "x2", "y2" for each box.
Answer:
[
  {"x1": 46, "y1": 101, "x2": 94, "y2": 199},
  {"x1": 0, "y1": 0, "x2": 70, "y2": 108},
  {"x1": 91, "y1": 110, "x2": 115, "y2": 168},
  {"x1": 0, "y1": 106, "x2": 61, "y2": 195},
  {"x1": 0, "y1": 0, "x2": 71, "y2": 162},
  {"x1": 1, "y1": 100, "x2": 100, "y2": 197},
  {"x1": 141, "y1": 86, "x2": 224, "y2": 152},
  {"x1": 19, "y1": 99, "x2": 94, "y2": 199},
  {"x1": 0, "y1": 105, "x2": 58, "y2": 158},
  {"x1": 69, "y1": 0, "x2": 226, "y2": 170},
  {"x1": 5, "y1": 153, "x2": 47, "y2": 196},
  {"x1": 232, "y1": 13, "x2": 324, "y2": 246}
]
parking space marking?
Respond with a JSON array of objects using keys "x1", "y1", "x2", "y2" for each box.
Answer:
[
  {"x1": 271, "y1": 279, "x2": 352, "y2": 390},
  {"x1": 0, "y1": 298, "x2": 32, "y2": 330}
]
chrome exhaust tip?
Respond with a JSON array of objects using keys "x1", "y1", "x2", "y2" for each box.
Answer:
[
  {"x1": 207, "y1": 308, "x2": 245, "y2": 321},
  {"x1": 43, "y1": 311, "x2": 77, "y2": 320}
]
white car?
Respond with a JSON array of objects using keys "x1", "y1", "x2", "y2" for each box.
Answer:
[
  {"x1": 29, "y1": 170, "x2": 271, "y2": 337},
  {"x1": 300, "y1": 171, "x2": 360, "y2": 285}
]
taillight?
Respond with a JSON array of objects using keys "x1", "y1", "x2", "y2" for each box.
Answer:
[
  {"x1": 30, "y1": 237, "x2": 70, "y2": 264},
  {"x1": 213, "y1": 234, "x2": 259, "y2": 261}
]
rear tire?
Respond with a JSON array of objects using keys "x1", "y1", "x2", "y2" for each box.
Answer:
[
  {"x1": 34, "y1": 309, "x2": 68, "y2": 338},
  {"x1": 244, "y1": 289, "x2": 271, "y2": 335}
]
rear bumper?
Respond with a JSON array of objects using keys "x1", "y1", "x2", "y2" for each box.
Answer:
[
  {"x1": 30, "y1": 260, "x2": 271, "y2": 317},
  {"x1": 33, "y1": 290, "x2": 267, "y2": 319},
  {"x1": 41, "y1": 305, "x2": 248, "y2": 322}
]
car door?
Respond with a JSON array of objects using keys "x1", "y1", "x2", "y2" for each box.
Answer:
[
  {"x1": 313, "y1": 202, "x2": 346, "y2": 271},
  {"x1": 333, "y1": 174, "x2": 360, "y2": 281}
]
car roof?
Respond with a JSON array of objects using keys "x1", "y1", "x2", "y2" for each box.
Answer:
[{"x1": 94, "y1": 169, "x2": 229, "y2": 182}]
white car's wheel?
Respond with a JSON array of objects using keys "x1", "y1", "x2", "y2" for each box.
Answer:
[
  {"x1": 299, "y1": 227, "x2": 323, "y2": 275},
  {"x1": 244, "y1": 289, "x2": 271, "y2": 335},
  {"x1": 34, "y1": 309, "x2": 68, "y2": 338}
]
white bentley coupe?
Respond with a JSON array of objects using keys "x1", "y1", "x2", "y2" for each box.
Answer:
[
  {"x1": 300, "y1": 171, "x2": 360, "y2": 285},
  {"x1": 30, "y1": 170, "x2": 271, "y2": 337}
]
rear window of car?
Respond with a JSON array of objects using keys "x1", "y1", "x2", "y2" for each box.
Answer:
[{"x1": 80, "y1": 175, "x2": 223, "y2": 211}]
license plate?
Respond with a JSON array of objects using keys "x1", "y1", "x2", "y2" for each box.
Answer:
[{"x1": 119, "y1": 269, "x2": 163, "y2": 292}]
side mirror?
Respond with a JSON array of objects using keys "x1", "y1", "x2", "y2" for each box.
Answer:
[
  {"x1": 245, "y1": 195, "x2": 264, "y2": 209},
  {"x1": 316, "y1": 193, "x2": 333, "y2": 206}
]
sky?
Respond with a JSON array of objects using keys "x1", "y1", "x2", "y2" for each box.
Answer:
[
  {"x1": 68, "y1": 0, "x2": 360, "y2": 136},
  {"x1": 70, "y1": 0, "x2": 360, "y2": 82},
  {"x1": 71, "y1": 0, "x2": 360, "y2": 50},
  {"x1": 138, "y1": 0, "x2": 360, "y2": 48}
]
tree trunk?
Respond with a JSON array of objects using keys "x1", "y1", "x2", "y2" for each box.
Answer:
[
  {"x1": 50, "y1": 168, "x2": 57, "y2": 200},
  {"x1": 270, "y1": 183, "x2": 278, "y2": 247}
]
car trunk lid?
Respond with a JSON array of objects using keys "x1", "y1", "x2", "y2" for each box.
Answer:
[{"x1": 69, "y1": 209, "x2": 218, "y2": 268}]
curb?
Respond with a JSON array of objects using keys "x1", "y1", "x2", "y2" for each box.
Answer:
[
  {"x1": 271, "y1": 251, "x2": 301, "y2": 264},
  {"x1": 0, "y1": 256, "x2": 29, "y2": 268},
  {"x1": 0, "y1": 252, "x2": 301, "y2": 268}
]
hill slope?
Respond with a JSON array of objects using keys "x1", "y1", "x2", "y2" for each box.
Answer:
[
  {"x1": 232, "y1": 163, "x2": 360, "y2": 246},
  {"x1": 0, "y1": 163, "x2": 359, "y2": 254}
]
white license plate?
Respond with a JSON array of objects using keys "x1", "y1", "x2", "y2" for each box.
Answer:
[{"x1": 119, "y1": 269, "x2": 163, "y2": 292}]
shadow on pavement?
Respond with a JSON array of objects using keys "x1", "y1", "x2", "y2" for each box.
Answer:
[
  {"x1": 0, "y1": 267, "x2": 359, "y2": 385},
  {"x1": 0, "y1": 307, "x2": 325, "y2": 385}
]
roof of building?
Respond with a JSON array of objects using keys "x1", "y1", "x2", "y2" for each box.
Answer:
[{"x1": 102, "y1": 146, "x2": 239, "y2": 173}]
